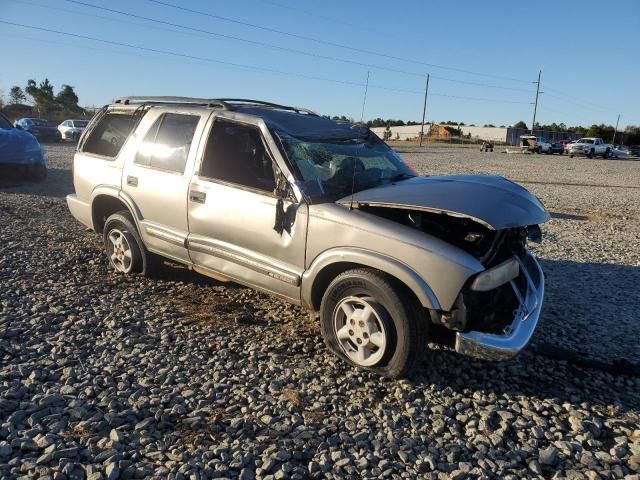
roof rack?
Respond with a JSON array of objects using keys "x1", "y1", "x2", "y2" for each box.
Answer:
[
  {"x1": 216, "y1": 99, "x2": 317, "y2": 116},
  {"x1": 113, "y1": 96, "x2": 229, "y2": 109},
  {"x1": 112, "y1": 96, "x2": 317, "y2": 115}
]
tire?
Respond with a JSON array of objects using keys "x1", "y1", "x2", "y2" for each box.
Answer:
[
  {"x1": 587, "y1": 149, "x2": 594, "y2": 159},
  {"x1": 320, "y1": 268, "x2": 427, "y2": 378},
  {"x1": 103, "y1": 211, "x2": 149, "y2": 275},
  {"x1": 603, "y1": 148, "x2": 610, "y2": 159}
]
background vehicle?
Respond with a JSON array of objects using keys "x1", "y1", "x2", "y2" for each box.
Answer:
[
  {"x1": 58, "y1": 119, "x2": 89, "y2": 142},
  {"x1": 479, "y1": 140, "x2": 493, "y2": 152},
  {"x1": 558, "y1": 139, "x2": 572, "y2": 152},
  {"x1": 67, "y1": 96, "x2": 547, "y2": 378},
  {"x1": 14, "y1": 118, "x2": 62, "y2": 143},
  {"x1": 610, "y1": 146, "x2": 630, "y2": 159},
  {"x1": 567, "y1": 137, "x2": 612, "y2": 158},
  {"x1": 0, "y1": 112, "x2": 47, "y2": 181},
  {"x1": 550, "y1": 141, "x2": 565, "y2": 154},
  {"x1": 536, "y1": 137, "x2": 552, "y2": 154}
]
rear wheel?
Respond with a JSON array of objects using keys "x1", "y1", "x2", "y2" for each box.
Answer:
[
  {"x1": 320, "y1": 268, "x2": 427, "y2": 378},
  {"x1": 103, "y1": 212, "x2": 148, "y2": 275}
]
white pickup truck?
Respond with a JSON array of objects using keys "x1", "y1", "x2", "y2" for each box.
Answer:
[{"x1": 567, "y1": 137, "x2": 612, "y2": 158}]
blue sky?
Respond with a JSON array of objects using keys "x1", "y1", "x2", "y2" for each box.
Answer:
[{"x1": 1, "y1": 0, "x2": 638, "y2": 128}]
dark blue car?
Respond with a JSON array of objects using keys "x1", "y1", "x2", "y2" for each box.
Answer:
[
  {"x1": 0, "y1": 112, "x2": 47, "y2": 181},
  {"x1": 14, "y1": 117, "x2": 62, "y2": 143}
]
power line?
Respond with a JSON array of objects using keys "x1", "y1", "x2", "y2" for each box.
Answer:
[
  {"x1": 257, "y1": 0, "x2": 392, "y2": 38},
  {"x1": 54, "y1": 0, "x2": 534, "y2": 93},
  {"x1": 542, "y1": 85, "x2": 609, "y2": 111},
  {"x1": 59, "y1": 0, "x2": 425, "y2": 79},
  {"x1": 146, "y1": 0, "x2": 534, "y2": 84},
  {"x1": 0, "y1": 20, "x2": 533, "y2": 106},
  {"x1": 541, "y1": 91, "x2": 611, "y2": 115}
]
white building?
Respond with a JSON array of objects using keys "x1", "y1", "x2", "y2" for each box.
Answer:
[{"x1": 371, "y1": 124, "x2": 508, "y2": 143}]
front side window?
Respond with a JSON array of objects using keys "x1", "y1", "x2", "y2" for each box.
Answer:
[
  {"x1": 83, "y1": 112, "x2": 136, "y2": 158},
  {"x1": 75, "y1": 120, "x2": 89, "y2": 128},
  {"x1": 135, "y1": 113, "x2": 200, "y2": 173},
  {"x1": 277, "y1": 131, "x2": 415, "y2": 198},
  {"x1": 200, "y1": 120, "x2": 276, "y2": 192}
]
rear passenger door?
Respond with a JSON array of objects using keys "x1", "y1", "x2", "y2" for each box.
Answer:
[{"x1": 121, "y1": 109, "x2": 208, "y2": 263}]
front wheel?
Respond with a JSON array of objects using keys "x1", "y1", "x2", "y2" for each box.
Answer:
[
  {"x1": 103, "y1": 212, "x2": 148, "y2": 275},
  {"x1": 603, "y1": 148, "x2": 610, "y2": 159},
  {"x1": 320, "y1": 268, "x2": 427, "y2": 378}
]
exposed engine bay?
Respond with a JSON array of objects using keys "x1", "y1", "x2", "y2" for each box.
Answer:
[{"x1": 360, "y1": 205, "x2": 541, "y2": 337}]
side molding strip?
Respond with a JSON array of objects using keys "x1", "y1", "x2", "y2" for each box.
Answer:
[{"x1": 188, "y1": 239, "x2": 301, "y2": 286}]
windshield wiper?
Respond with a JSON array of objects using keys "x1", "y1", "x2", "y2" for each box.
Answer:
[{"x1": 387, "y1": 173, "x2": 415, "y2": 182}]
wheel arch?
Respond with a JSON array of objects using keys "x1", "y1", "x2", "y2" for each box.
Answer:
[
  {"x1": 91, "y1": 187, "x2": 142, "y2": 234},
  {"x1": 302, "y1": 248, "x2": 441, "y2": 311}
]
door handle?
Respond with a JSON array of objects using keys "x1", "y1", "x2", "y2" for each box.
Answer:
[
  {"x1": 189, "y1": 190, "x2": 206, "y2": 203},
  {"x1": 127, "y1": 175, "x2": 138, "y2": 187}
]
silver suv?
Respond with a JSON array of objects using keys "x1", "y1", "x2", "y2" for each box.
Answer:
[{"x1": 67, "y1": 97, "x2": 548, "y2": 378}]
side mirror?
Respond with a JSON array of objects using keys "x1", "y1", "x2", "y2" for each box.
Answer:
[
  {"x1": 274, "y1": 173, "x2": 292, "y2": 200},
  {"x1": 15, "y1": 124, "x2": 23, "y2": 130}
]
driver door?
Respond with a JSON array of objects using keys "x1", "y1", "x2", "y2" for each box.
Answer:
[{"x1": 187, "y1": 116, "x2": 308, "y2": 302}]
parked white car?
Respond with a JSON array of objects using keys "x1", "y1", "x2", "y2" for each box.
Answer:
[
  {"x1": 519, "y1": 135, "x2": 552, "y2": 154},
  {"x1": 58, "y1": 119, "x2": 89, "y2": 142},
  {"x1": 611, "y1": 146, "x2": 630, "y2": 159},
  {"x1": 567, "y1": 137, "x2": 612, "y2": 158}
]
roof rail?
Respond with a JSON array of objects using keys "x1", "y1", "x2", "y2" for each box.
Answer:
[
  {"x1": 211, "y1": 98, "x2": 318, "y2": 116},
  {"x1": 112, "y1": 96, "x2": 317, "y2": 115},
  {"x1": 113, "y1": 96, "x2": 229, "y2": 109}
]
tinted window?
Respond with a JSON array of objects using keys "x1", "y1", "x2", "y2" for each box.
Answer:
[
  {"x1": 83, "y1": 112, "x2": 135, "y2": 158},
  {"x1": 135, "y1": 113, "x2": 199, "y2": 174},
  {"x1": 75, "y1": 121, "x2": 88, "y2": 128},
  {"x1": 200, "y1": 120, "x2": 276, "y2": 192}
]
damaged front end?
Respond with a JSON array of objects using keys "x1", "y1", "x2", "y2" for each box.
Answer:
[{"x1": 358, "y1": 204, "x2": 545, "y2": 361}]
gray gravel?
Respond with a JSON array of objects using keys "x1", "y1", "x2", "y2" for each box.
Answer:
[{"x1": 0, "y1": 143, "x2": 639, "y2": 479}]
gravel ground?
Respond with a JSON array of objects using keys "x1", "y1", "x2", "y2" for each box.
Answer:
[{"x1": 0, "y1": 143, "x2": 638, "y2": 480}]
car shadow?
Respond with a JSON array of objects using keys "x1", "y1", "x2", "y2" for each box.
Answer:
[{"x1": 0, "y1": 167, "x2": 73, "y2": 199}]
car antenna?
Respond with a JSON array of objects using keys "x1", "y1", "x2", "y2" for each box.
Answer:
[{"x1": 349, "y1": 157, "x2": 357, "y2": 210}]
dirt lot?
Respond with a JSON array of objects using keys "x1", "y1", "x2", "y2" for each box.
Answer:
[{"x1": 0, "y1": 144, "x2": 639, "y2": 479}]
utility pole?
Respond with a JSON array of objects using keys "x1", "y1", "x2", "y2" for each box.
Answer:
[
  {"x1": 360, "y1": 71, "x2": 370, "y2": 124},
  {"x1": 419, "y1": 74, "x2": 430, "y2": 147},
  {"x1": 612, "y1": 114, "x2": 620, "y2": 145},
  {"x1": 531, "y1": 70, "x2": 541, "y2": 134}
]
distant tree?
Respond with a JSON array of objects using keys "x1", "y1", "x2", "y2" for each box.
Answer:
[
  {"x1": 483, "y1": 124, "x2": 496, "y2": 128},
  {"x1": 25, "y1": 78, "x2": 56, "y2": 114},
  {"x1": 469, "y1": 124, "x2": 476, "y2": 127},
  {"x1": 383, "y1": 125, "x2": 392, "y2": 141},
  {"x1": 458, "y1": 122, "x2": 465, "y2": 126},
  {"x1": 499, "y1": 125, "x2": 506, "y2": 128},
  {"x1": 9, "y1": 86, "x2": 26, "y2": 104},
  {"x1": 56, "y1": 84, "x2": 79, "y2": 111},
  {"x1": 513, "y1": 121, "x2": 528, "y2": 129}
]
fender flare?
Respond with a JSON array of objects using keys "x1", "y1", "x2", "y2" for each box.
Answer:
[
  {"x1": 90, "y1": 186, "x2": 143, "y2": 231},
  {"x1": 301, "y1": 247, "x2": 441, "y2": 310}
]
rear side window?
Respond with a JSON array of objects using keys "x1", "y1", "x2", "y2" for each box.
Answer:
[
  {"x1": 83, "y1": 112, "x2": 135, "y2": 158},
  {"x1": 135, "y1": 113, "x2": 199, "y2": 173}
]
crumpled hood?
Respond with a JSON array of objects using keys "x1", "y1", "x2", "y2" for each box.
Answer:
[{"x1": 338, "y1": 174, "x2": 549, "y2": 230}]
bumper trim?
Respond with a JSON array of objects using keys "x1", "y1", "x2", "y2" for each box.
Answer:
[{"x1": 455, "y1": 251, "x2": 544, "y2": 361}]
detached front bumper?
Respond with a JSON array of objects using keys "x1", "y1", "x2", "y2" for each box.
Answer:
[{"x1": 455, "y1": 251, "x2": 544, "y2": 361}]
